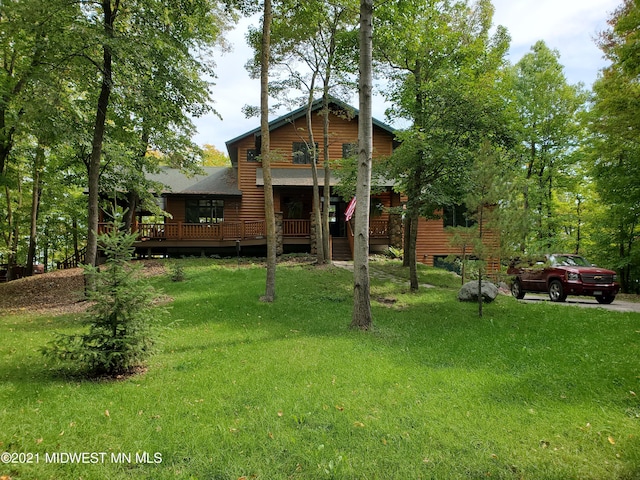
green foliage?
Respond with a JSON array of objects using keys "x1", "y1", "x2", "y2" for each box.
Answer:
[
  {"x1": 169, "y1": 262, "x2": 186, "y2": 282},
  {"x1": 385, "y1": 246, "x2": 403, "y2": 259},
  {"x1": 507, "y1": 41, "x2": 588, "y2": 253},
  {"x1": 42, "y1": 216, "x2": 163, "y2": 376},
  {"x1": 201, "y1": 144, "x2": 231, "y2": 166},
  {"x1": 586, "y1": 1, "x2": 640, "y2": 292}
]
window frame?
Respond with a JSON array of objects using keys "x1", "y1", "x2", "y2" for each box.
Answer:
[
  {"x1": 292, "y1": 142, "x2": 318, "y2": 164},
  {"x1": 443, "y1": 204, "x2": 476, "y2": 228},
  {"x1": 185, "y1": 198, "x2": 225, "y2": 224}
]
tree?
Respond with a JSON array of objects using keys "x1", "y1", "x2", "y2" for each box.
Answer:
[
  {"x1": 350, "y1": 0, "x2": 373, "y2": 330},
  {"x1": 202, "y1": 144, "x2": 231, "y2": 166},
  {"x1": 0, "y1": 0, "x2": 80, "y2": 276},
  {"x1": 79, "y1": 0, "x2": 235, "y2": 273},
  {"x1": 260, "y1": 0, "x2": 277, "y2": 302},
  {"x1": 0, "y1": 0, "x2": 78, "y2": 177},
  {"x1": 509, "y1": 41, "x2": 587, "y2": 254},
  {"x1": 586, "y1": 0, "x2": 640, "y2": 292},
  {"x1": 380, "y1": 0, "x2": 510, "y2": 292},
  {"x1": 42, "y1": 211, "x2": 163, "y2": 377},
  {"x1": 248, "y1": 0, "x2": 359, "y2": 264},
  {"x1": 462, "y1": 141, "x2": 510, "y2": 317}
]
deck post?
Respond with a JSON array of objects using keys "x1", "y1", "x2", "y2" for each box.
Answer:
[
  {"x1": 275, "y1": 212, "x2": 283, "y2": 255},
  {"x1": 309, "y1": 212, "x2": 317, "y2": 255}
]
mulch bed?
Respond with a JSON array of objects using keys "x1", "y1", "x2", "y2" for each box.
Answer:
[{"x1": 0, "y1": 261, "x2": 166, "y2": 316}]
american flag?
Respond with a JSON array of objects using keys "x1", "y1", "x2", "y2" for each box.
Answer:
[{"x1": 344, "y1": 197, "x2": 356, "y2": 221}]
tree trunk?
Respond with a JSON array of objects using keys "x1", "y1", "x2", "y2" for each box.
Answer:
[
  {"x1": 402, "y1": 212, "x2": 411, "y2": 267},
  {"x1": 26, "y1": 143, "x2": 45, "y2": 275},
  {"x1": 5, "y1": 181, "x2": 21, "y2": 281},
  {"x1": 477, "y1": 204, "x2": 484, "y2": 318},
  {"x1": 261, "y1": 0, "x2": 276, "y2": 302},
  {"x1": 123, "y1": 191, "x2": 138, "y2": 232},
  {"x1": 322, "y1": 93, "x2": 332, "y2": 265},
  {"x1": 43, "y1": 222, "x2": 50, "y2": 272},
  {"x1": 405, "y1": 164, "x2": 422, "y2": 292},
  {"x1": 351, "y1": 0, "x2": 373, "y2": 330},
  {"x1": 305, "y1": 76, "x2": 324, "y2": 264},
  {"x1": 408, "y1": 208, "x2": 419, "y2": 292},
  {"x1": 406, "y1": 58, "x2": 425, "y2": 289},
  {"x1": 85, "y1": 0, "x2": 118, "y2": 280},
  {"x1": 73, "y1": 216, "x2": 80, "y2": 266}
]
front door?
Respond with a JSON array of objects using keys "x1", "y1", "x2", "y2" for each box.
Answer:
[{"x1": 328, "y1": 197, "x2": 346, "y2": 237}]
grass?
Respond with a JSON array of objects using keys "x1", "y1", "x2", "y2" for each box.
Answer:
[{"x1": 1, "y1": 258, "x2": 639, "y2": 479}]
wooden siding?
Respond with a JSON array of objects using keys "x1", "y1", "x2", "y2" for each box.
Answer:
[
  {"x1": 227, "y1": 109, "x2": 396, "y2": 223},
  {"x1": 415, "y1": 216, "x2": 501, "y2": 272}
]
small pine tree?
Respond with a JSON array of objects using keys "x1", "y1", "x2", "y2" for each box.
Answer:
[{"x1": 43, "y1": 212, "x2": 162, "y2": 377}]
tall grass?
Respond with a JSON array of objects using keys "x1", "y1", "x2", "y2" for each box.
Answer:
[{"x1": 1, "y1": 258, "x2": 639, "y2": 479}]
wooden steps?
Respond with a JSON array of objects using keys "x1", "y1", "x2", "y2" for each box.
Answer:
[{"x1": 331, "y1": 237, "x2": 352, "y2": 261}]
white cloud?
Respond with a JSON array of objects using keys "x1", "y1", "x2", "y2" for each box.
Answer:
[{"x1": 493, "y1": 0, "x2": 619, "y2": 84}]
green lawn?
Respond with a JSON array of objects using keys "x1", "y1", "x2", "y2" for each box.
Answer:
[{"x1": 1, "y1": 258, "x2": 639, "y2": 479}]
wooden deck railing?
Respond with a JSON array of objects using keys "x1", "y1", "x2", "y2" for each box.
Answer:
[
  {"x1": 283, "y1": 219, "x2": 310, "y2": 237},
  {"x1": 369, "y1": 219, "x2": 389, "y2": 238},
  {"x1": 100, "y1": 221, "x2": 268, "y2": 242},
  {"x1": 100, "y1": 218, "x2": 390, "y2": 243}
]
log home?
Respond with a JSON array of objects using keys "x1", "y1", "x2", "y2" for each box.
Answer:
[{"x1": 112, "y1": 98, "x2": 496, "y2": 268}]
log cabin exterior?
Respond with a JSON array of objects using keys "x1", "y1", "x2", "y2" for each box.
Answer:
[{"x1": 112, "y1": 98, "x2": 498, "y2": 269}]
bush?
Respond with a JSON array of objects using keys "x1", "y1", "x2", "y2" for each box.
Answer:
[
  {"x1": 169, "y1": 262, "x2": 186, "y2": 282},
  {"x1": 386, "y1": 246, "x2": 403, "y2": 259},
  {"x1": 43, "y1": 215, "x2": 163, "y2": 377}
]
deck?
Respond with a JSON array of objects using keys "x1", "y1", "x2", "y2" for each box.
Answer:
[{"x1": 99, "y1": 219, "x2": 391, "y2": 251}]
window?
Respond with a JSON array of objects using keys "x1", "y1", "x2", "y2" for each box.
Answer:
[
  {"x1": 443, "y1": 204, "x2": 476, "y2": 228},
  {"x1": 292, "y1": 142, "x2": 317, "y2": 164},
  {"x1": 185, "y1": 199, "x2": 224, "y2": 224},
  {"x1": 342, "y1": 143, "x2": 358, "y2": 159},
  {"x1": 247, "y1": 149, "x2": 258, "y2": 162}
]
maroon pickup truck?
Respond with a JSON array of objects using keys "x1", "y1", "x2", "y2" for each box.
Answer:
[{"x1": 508, "y1": 254, "x2": 620, "y2": 304}]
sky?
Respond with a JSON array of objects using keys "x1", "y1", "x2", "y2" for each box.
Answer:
[{"x1": 193, "y1": 0, "x2": 622, "y2": 153}]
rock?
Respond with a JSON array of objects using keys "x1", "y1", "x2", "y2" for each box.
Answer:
[
  {"x1": 458, "y1": 281, "x2": 499, "y2": 303},
  {"x1": 497, "y1": 281, "x2": 511, "y2": 296}
]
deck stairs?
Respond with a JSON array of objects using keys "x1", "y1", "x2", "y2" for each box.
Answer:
[{"x1": 331, "y1": 237, "x2": 352, "y2": 261}]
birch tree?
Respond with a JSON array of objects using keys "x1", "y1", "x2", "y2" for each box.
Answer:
[
  {"x1": 351, "y1": 0, "x2": 373, "y2": 330},
  {"x1": 248, "y1": 0, "x2": 358, "y2": 264},
  {"x1": 260, "y1": 0, "x2": 277, "y2": 302}
]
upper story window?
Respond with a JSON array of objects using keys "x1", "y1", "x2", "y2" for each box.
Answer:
[
  {"x1": 292, "y1": 142, "x2": 317, "y2": 164},
  {"x1": 185, "y1": 199, "x2": 224, "y2": 224},
  {"x1": 443, "y1": 204, "x2": 476, "y2": 228},
  {"x1": 246, "y1": 149, "x2": 258, "y2": 162}
]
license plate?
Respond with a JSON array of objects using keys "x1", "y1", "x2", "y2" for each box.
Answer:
[{"x1": 593, "y1": 291, "x2": 602, "y2": 296}]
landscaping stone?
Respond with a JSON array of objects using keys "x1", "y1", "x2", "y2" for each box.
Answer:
[{"x1": 458, "y1": 280, "x2": 499, "y2": 303}]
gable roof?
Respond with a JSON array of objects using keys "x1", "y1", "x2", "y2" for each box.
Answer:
[
  {"x1": 146, "y1": 167, "x2": 242, "y2": 196},
  {"x1": 225, "y1": 97, "x2": 396, "y2": 159}
]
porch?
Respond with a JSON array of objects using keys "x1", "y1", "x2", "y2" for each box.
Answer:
[{"x1": 98, "y1": 217, "x2": 396, "y2": 258}]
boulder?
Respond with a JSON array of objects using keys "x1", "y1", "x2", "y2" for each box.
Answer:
[{"x1": 458, "y1": 281, "x2": 499, "y2": 303}]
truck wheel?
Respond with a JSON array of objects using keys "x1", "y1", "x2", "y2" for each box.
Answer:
[
  {"x1": 595, "y1": 295, "x2": 615, "y2": 304},
  {"x1": 548, "y1": 280, "x2": 567, "y2": 302},
  {"x1": 511, "y1": 279, "x2": 525, "y2": 299}
]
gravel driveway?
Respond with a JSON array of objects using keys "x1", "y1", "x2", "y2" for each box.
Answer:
[{"x1": 519, "y1": 293, "x2": 640, "y2": 313}]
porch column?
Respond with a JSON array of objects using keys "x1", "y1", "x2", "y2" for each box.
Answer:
[
  {"x1": 309, "y1": 211, "x2": 316, "y2": 256},
  {"x1": 275, "y1": 212, "x2": 284, "y2": 256},
  {"x1": 389, "y1": 213, "x2": 403, "y2": 249}
]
